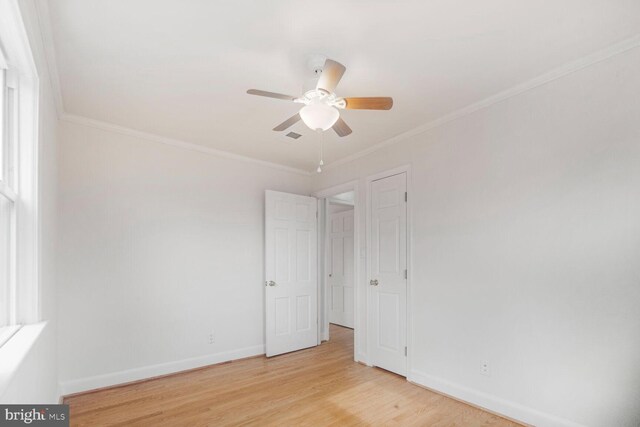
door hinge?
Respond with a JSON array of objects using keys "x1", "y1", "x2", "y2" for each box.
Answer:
[
  {"x1": 404, "y1": 346, "x2": 407, "y2": 356},
  {"x1": 404, "y1": 192, "x2": 407, "y2": 202},
  {"x1": 404, "y1": 269, "x2": 407, "y2": 279}
]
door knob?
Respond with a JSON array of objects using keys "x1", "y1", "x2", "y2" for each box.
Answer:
[
  {"x1": 265, "y1": 280, "x2": 277, "y2": 287},
  {"x1": 370, "y1": 279, "x2": 379, "y2": 286}
]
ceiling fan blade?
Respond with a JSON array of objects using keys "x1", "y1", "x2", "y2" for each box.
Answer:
[
  {"x1": 273, "y1": 113, "x2": 301, "y2": 131},
  {"x1": 344, "y1": 97, "x2": 393, "y2": 110},
  {"x1": 316, "y1": 59, "x2": 346, "y2": 93},
  {"x1": 332, "y1": 117, "x2": 352, "y2": 137},
  {"x1": 247, "y1": 89, "x2": 297, "y2": 101}
]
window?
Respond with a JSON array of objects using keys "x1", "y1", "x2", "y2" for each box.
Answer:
[
  {"x1": 0, "y1": 1, "x2": 40, "y2": 349},
  {"x1": 0, "y1": 55, "x2": 20, "y2": 346}
]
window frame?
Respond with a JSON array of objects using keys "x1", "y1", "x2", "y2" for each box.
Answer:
[
  {"x1": 0, "y1": 64, "x2": 20, "y2": 345},
  {"x1": 0, "y1": 0, "x2": 41, "y2": 348}
]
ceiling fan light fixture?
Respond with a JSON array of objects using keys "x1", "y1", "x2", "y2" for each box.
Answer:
[
  {"x1": 299, "y1": 102, "x2": 339, "y2": 131},
  {"x1": 247, "y1": 58, "x2": 393, "y2": 141}
]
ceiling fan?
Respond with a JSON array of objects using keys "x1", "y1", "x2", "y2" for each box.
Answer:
[{"x1": 247, "y1": 58, "x2": 393, "y2": 137}]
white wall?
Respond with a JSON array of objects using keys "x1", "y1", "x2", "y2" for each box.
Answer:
[
  {"x1": 313, "y1": 47, "x2": 640, "y2": 427},
  {"x1": 56, "y1": 121, "x2": 312, "y2": 393},
  {"x1": 1, "y1": 0, "x2": 59, "y2": 403}
]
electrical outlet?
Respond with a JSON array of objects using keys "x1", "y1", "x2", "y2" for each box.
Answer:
[
  {"x1": 208, "y1": 332, "x2": 215, "y2": 345},
  {"x1": 480, "y1": 361, "x2": 491, "y2": 376}
]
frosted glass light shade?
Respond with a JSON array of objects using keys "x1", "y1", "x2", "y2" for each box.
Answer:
[{"x1": 299, "y1": 103, "x2": 339, "y2": 131}]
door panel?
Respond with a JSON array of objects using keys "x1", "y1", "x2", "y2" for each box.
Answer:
[
  {"x1": 265, "y1": 190, "x2": 317, "y2": 357},
  {"x1": 275, "y1": 228, "x2": 289, "y2": 282},
  {"x1": 331, "y1": 285, "x2": 343, "y2": 311},
  {"x1": 331, "y1": 236, "x2": 344, "y2": 279},
  {"x1": 296, "y1": 295, "x2": 311, "y2": 331},
  {"x1": 328, "y1": 209, "x2": 355, "y2": 328},
  {"x1": 378, "y1": 292, "x2": 400, "y2": 350},
  {"x1": 296, "y1": 230, "x2": 311, "y2": 281},
  {"x1": 370, "y1": 172, "x2": 407, "y2": 376},
  {"x1": 275, "y1": 297, "x2": 290, "y2": 336}
]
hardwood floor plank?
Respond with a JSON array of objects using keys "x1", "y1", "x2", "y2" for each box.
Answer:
[{"x1": 64, "y1": 325, "x2": 522, "y2": 426}]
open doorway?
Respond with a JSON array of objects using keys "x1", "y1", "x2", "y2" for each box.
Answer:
[
  {"x1": 316, "y1": 182, "x2": 360, "y2": 360},
  {"x1": 326, "y1": 192, "x2": 355, "y2": 329}
]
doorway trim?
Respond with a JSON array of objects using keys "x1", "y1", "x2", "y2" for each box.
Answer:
[
  {"x1": 314, "y1": 180, "x2": 360, "y2": 361},
  {"x1": 365, "y1": 164, "x2": 413, "y2": 376}
]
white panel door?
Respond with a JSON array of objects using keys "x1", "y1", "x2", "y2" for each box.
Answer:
[
  {"x1": 328, "y1": 210, "x2": 355, "y2": 328},
  {"x1": 265, "y1": 190, "x2": 317, "y2": 357},
  {"x1": 369, "y1": 173, "x2": 407, "y2": 376}
]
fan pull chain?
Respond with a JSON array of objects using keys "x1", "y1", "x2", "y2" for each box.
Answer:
[{"x1": 317, "y1": 129, "x2": 324, "y2": 173}]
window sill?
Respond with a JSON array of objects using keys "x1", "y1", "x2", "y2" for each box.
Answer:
[
  {"x1": 0, "y1": 325, "x2": 22, "y2": 348},
  {"x1": 0, "y1": 321, "x2": 47, "y2": 398}
]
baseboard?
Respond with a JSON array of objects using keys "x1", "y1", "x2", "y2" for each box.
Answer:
[
  {"x1": 355, "y1": 352, "x2": 369, "y2": 366},
  {"x1": 408, "y1": 370, "x2": 585, "y2": 427},
  {"x1": 59, "y1": 344, "x2": 265, "y2": 396},
  {"x1": 59, "y1": 351, "x2": 581, "y2": 426}
]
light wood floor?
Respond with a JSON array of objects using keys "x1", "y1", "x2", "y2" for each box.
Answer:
[{"x1": 65, "y1": 325, "x2": 522, "y2": 426}]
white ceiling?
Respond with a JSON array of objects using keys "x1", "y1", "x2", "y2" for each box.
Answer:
[{"x1": 45, "y1": 0, "x2": 640, "y2": 171}]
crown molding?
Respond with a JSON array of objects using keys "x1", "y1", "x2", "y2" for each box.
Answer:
[
  {"x1": 33, "y1": 0, "x2": 64, "y2": 119},
  {"x1": 35, "y1": 3, "x2": 639, "y2": 176},
  {"x1": 35, "y1": 3, "x2": 311, "y2": 175},
  {"x1": 60, "y1": 113, "x2": 312, "y2": 176},
  {"x1": 323, "y1": 33, "x2": 640, "y2": 171}
]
